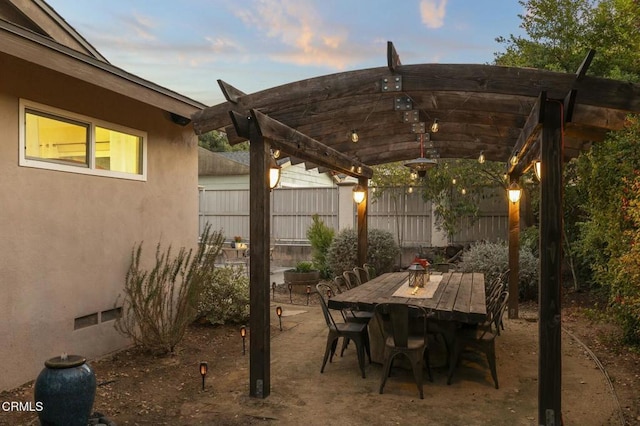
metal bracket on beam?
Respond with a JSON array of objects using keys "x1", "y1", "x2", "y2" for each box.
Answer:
[
  {"x1": 382, "y1": 76, "x2": 402, "y2": 92},
  {"x1": 416, "y1": 133, "x2": 431, "y2": 142},
  {"x1": 395, "y1": 96, "x2": 412, "y2": 110},
  {"x1": 402, "y1": 110, "x2": 420, "y2": 123},
  {"x1": 411, "y1": 122, "x2": 426, "y2": 133}
]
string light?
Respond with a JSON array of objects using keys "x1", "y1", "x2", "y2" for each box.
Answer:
[{"x1": 430, "y1": 118, "x2": 439, "y2": 133}]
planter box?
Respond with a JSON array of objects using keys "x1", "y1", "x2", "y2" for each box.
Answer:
[{"x1": 283, "y1": 270, "x2": 321, "y2": 294}]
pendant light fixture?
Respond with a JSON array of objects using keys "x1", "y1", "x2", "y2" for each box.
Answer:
[{"x1": 404, "y1": 133, "x2": 437, "y2": 178}]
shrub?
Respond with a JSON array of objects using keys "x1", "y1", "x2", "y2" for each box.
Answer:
[
  {"x1": 306, "y1": 214, "x2": 335, "y2": 278},
  {"x1": 458, "y1": 240, "x2": 539, "y2": 301},
  {"x1": 197, "y1": 265, "x2": 250, "y2": 326},
  {"x1": 327, "y1": 228, "x2": 400, "y2": 277},
  {"x1": 291, "y1": 261, "x2": 316, "y2": 273},
  {"x1": 115, "y1": 224, "x2": 224, "y2": 354}
]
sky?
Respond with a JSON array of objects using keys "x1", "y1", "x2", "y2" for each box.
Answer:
[{"x1": 45, "y1": 0, "x2": 527, "y2": 106}]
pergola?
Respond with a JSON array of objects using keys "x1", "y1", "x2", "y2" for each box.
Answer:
[{"x1": 191, "y1": 42, "x2": 640, "y2": 425}]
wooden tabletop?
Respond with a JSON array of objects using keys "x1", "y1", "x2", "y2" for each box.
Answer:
[{"x1": 328, "y1": 271, "x2": 486, "y2": 324}]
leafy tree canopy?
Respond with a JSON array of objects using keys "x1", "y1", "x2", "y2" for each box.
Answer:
[
  {"x1": 495, "y1": 0, "x2": 640, "y2": 81},
  {"x1": 371, "y1": 159, "x2": 507, "y2": 239},
  {"x1": 198, "y1": 130, "x2": 249, "y2": 152}
]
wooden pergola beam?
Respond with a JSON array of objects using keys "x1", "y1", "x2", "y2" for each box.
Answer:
[
  {"x1": 387, "y1": 41, "x2": 401, "y2": 73},
  {"x1": 248, "y1": 109, "x2": 374, "y2": 179},
  {"x1": 508, "y1": 92, "x2": 545, "y2": 177},
  {"x1": 218, "y1": 79, "x2": 247, "y2": 104}
]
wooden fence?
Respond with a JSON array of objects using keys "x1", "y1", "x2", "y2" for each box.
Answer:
[{"x1": 199, "y1": 186, "x2": 508, "y2": 248}]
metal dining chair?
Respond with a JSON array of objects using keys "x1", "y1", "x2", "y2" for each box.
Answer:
[
  {"x1": 343, "y1": 270, "x2": 361, "y2": 288},
  {"x1": 374, "y1": 303, "x2": 433, "y2": 399},
  {"x1": 362, "y1": 263, "x2": 376, "y2": 280},
  {"x1": 353, "y1": 266, "x2": 370, "y2": 284},
  {"x1": 316, "y1": 283, "x2": 371, "y2": 378},
  {"x1": 333, "y1": 276, "x2": 347, "y2": 294},
  {"x1": 447, "y1": 290, "x2": 509, "y2": 389}
]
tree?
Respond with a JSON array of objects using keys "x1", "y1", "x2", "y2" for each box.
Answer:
[
  {"x1": 371, "y1": 159, "x2": 507, "y2": 243},
  {"x1": 198, "y1": 130, "x2": 249, "y2": 152},
  {"x1": 418, "y1": 159, "x2": 507, "y2": 240},
  {"x1": 494, "y1": 0, "x2": 640, "y2": 344},
  {"x1": 574, "y1": 117, "x2": 640, "y2": 343},
  {"x1": 370, "y1": 162, "x2": 414, "y2": 249},
  {"x1": 495, "y1": 0, "x2": 640, "y2": 81}
]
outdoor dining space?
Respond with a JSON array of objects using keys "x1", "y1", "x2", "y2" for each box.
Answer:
[
  {"x1": 241, "y1": 285, "x2": 617, "y2": 426},
  {"x1": 318, "y1": 267, "x2": 509, "y2": 398},
  {"x1": 189, "y1": 41, "x2": 640, "y2": 424}
]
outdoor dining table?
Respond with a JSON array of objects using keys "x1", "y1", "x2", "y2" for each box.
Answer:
[{"x1": 328, "y1": 271, "x2": 486, "y2": 376}]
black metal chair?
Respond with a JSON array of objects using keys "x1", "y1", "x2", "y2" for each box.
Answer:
[
  {"x1": 343, "y1": 270, "x2": 361, "y2": 288},
  {"x1": 353, "y1": 266, "x2": 370, "y2": 284},
  {"x1": 362, "y1": 263, "x2": 376, "y2": 280},
  {"x1": 320, "y1": 283, "x2": 373, "y2": 355},
  {"x1": 374, "y1": 303, "x2": 433, "y2": 399},
  {"x1": 332, "y1": 276, "x2": 347, "y2": 294},
  {"x1": 447, "y1": 290, "x2": 509, "y2": 389},
  {"x1": 316, "y1": 283, "x2": 371, "y2": 378}
]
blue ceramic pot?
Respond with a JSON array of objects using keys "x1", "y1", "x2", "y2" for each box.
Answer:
[{"x1": 34, "y1": 355, "x2": 96, "y2": 426}]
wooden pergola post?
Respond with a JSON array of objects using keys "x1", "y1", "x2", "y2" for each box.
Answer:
[
  {"x1": 538, "y1": 98, "x2": 564, "y2": 425},
  {"x1": 356, "y1": 177, "x2": 368, "y2": 267},
  {"x1": 248, "y1": 117, "x2": 271, "y2": 399},
  {"x1": 507, "y1": 182, "x2": 520, "y2": 319}
]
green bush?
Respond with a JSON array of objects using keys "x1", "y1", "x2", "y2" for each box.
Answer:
[
  {"x1": 327, "y1": 228, "x2": 357, "y2": 276},
  {"x1": 115, "y1": 224, "x2": 224, "y2": 354},
  {"x1": 306, "y1": 214, "x2": 335, "y2": 278},
  {"x1": 291, "y1": 261, "x2": 316, "y2": 273},
  {"x1": 327, "y1": 228, "x2": 400, "y2": 277},
  {"x1": 197, "y1": 265, "x2": 249, "y2": 326},
  {"x1": 458, "y1": 240, "x2": 539, "y2": 301}
]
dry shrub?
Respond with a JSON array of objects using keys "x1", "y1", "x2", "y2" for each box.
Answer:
[{"x1": 115, "y1": 225, "x2": 224, "y2": 354}]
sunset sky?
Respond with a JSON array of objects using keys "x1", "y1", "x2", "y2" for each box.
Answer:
[{"x1": 46, "y1": 0, "x2": 526, "y2": 106}]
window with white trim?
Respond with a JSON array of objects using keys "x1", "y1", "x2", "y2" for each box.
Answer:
[{"x1": 19, "y1": 100, "x2": 147, "y2": 180}]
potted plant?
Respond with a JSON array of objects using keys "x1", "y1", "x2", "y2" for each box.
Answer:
[
  {"x1": 232, "y1": 236, "x2": 246, "y2": 249},
  {"x1": 283, "y1": 261, "x2": 320, "y2": 294}
]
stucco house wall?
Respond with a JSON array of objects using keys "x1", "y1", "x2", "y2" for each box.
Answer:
[{"x1": 0, "y1": 7, "x2": 203, "y2": 390}]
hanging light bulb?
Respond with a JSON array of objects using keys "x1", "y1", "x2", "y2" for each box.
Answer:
[
  {"x1": 408, "y1": 186, "x2": 414, "y2": 194},
  {"x1": 452, "y1": 178, "x2": 457, "y2": 185},
  {"x1": 461, "y1": 188, "x2": 467, "y2": 195},
  {"x1": 350, "y1": 130, "x2": 359, "y2": 143},
  {"x1": 430, "y1": 118, "x2": 439, "y2": 133},
  {"x1": 478, "y1": 151, "x2": 485, "y2": 164},
  {"x1": 510, "y1": 152, "x2": 519, "y2": 166},
  {"x1": 272, "y1": 149, "x2": 281, "y2": 159}
]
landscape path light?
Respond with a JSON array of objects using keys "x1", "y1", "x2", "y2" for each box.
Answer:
[
  {"x1": 199, "y1": 361, "x2": 208, "y2": 391},
  {"x1": 240, "y1": 325, "x2": 247, "y2": 355},
  {"x1": 276, "y1": 306, "x2": 283, "y2": 331}
]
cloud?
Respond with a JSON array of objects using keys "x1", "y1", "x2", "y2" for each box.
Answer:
[
  {"x1": 420, "y1": 0, "x2": 447, "y2": 29},
  {"x1": 204, "y1": 37, "x2": 244, "y2": 55},
  {"x1": 117, "y1": 12, "x2": 158, "y2": 41},
  {"x1": 233, "y1": 0, "x2": 353, "y2": 69}
]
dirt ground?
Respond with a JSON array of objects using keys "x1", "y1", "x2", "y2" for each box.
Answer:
[{"x1": 1, "y1": 288, "x2": 639, "y2": 426}]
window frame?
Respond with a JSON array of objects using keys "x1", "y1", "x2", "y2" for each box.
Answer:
[{"x1": 19, "y1": 99, "x2": 148, "y2": 181}]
